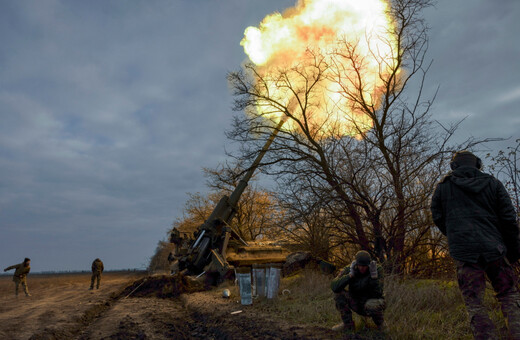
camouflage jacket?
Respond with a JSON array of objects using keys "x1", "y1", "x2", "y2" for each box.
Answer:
[
  {"x1": 5, "y1": 263, "x2": 30, "y2": 282},
  {"x1": 331, "y1": 264, "x2": 384, "y2": 302},
  {"x1": 431, "y1": 166, "x2": 520, "y2": 263},
  {"x1": 91, "y1": 259, "x2": 104, "y2": 273}
]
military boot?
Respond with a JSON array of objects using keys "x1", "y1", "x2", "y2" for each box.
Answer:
[
  {"x1": 499, "y1": 294, "x2": 520, "y2": 339},
  {"x1": 372, "y1": 315, "x2": 385, "y2": 331},
  {"x1": 332, "y1": 321, "x2": 355, "y2": 332}
]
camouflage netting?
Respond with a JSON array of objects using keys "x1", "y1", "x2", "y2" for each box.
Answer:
[{"x1": 120, "y1": 274, "x2": 204, "y2": 298}]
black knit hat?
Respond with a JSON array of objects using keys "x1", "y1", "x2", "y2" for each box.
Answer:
[
  {"x1": 355, "y1": 250, "x2": 371, "y2": 266},
  {"x1": 450, "y1": 150, "x2": 482, "y2": 170}
]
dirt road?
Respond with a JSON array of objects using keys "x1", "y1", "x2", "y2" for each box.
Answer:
[
  {"x1": 0, "y1": 272, "x2": 364, "y2": 340},
  {"x1": 0, "y1": 272, "x2": 143, "y2": 340}
]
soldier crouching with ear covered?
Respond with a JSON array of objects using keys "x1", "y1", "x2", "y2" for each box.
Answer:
[{"x1": 331, "y1": 250, "x2": 385, "y2": 332}]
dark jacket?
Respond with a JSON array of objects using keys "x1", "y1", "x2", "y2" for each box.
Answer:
[
  {"x1": 92, "y1": 259, "x2": 104, "y2": 274},
  {"x1": 431, "y1": 166, "x2": 520, "y2": 263},
  {"x1": 331, "y1": 265, "x2": 384, "y2": 303}
]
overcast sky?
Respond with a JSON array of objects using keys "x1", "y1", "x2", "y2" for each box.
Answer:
[{"x1": 1, "y1": 1, "x2": 519, "y2": 272}]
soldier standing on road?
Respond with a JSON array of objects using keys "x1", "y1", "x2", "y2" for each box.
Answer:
[
  {"x1": 90, "y1": 258, "x2": 104, "y2": 290},
  {"x1": 330, "y1": 251, "x2": 385, "y2": 332},
  {"x1": 431, "y1": 150, "x2": 520, "y2": 339},
  {"x1": 4, "y1": 258, "x2": 31, "y2": 297}
]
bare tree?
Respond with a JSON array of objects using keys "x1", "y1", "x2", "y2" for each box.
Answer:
[
  {"x1": 227, "y1": 0, "x2": 476, "y2": 273},
  {"x1": 170, "y1": 165, "x2": 282, "y2": 242},
  {"x1": 486, "y1": 139, "x2": 520, "y2": 220},
  {"x1": 171, "y1": 192, "x2": 215, "y2": 236},
  {"x1": 148, "y1": 241, "x2": 175, "y2": 273}
]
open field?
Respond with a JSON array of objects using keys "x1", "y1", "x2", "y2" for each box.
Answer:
[
  {"x1": 0, "y1": 270, "x2": 509, "y2": 339},
  {"x1": 0, "y1": 272, "x2": 144, "y2": 340}
]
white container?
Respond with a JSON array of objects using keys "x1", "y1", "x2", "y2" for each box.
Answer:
[
  {"x1": 252, "y1": 264, "x2": 266, "y2": 297},
  {"x1": 237, "y1": 267, "x2": 252, "y2": 305},
  {"x1": 266, "y1": 264, "x2": 281, "y2": 299}
]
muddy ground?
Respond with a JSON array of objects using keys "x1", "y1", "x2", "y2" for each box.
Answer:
[{"x1": 0, "y1": 272, "x2": 371, "y2": 340}]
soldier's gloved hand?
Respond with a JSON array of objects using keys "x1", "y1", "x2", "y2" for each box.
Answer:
[
  {"x1": 349, "y1": 260, "x2": 357, "y2": 278},
  {"x1": 369, "y1": 261, "x2": 378, "y2": 279},
  {"x1": 337, "y1": 266, "x2": 349, "y2": 277}
]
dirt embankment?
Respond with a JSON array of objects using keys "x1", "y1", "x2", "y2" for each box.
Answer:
[{"x1": 0, "y1": 272, "x2": 368, "y2": 340}]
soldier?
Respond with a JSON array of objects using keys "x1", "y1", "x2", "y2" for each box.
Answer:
[
  {"x1": 331, "y1": 251, "x2": 385, "y2": 332},
  {"x1": 167, "y1": 251, "x2": 175, "y2": 264},
  {"x1": 431, "y1": 150, "x2": 520, "y2": 339},
  {"x1": 4, "y1": 258, "x2": 32, "y2": 297},
  {"x1": 90, "y1": 258, "x2": 104, "y2": 290}
]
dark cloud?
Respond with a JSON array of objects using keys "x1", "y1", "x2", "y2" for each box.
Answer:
[
  {"x1": 0, "y1": 0, "x2": 518, "y2": 271},
  {"x1": 424, "y1": 0, "x2": 520, "y2": 145},
  {"x1": 0, "y1": 0, "x2": 294, "y2": 271}
]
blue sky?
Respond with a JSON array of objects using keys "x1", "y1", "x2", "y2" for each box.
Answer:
[{"x1": 1, "y1": 0, "x2": 519, "y2": 272}]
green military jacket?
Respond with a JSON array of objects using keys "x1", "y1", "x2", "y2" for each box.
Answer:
[
  {"x1": 92, "y1": 259, "x2": 104, "y2": 274},
  {"x1": 331, "y1": 264, "x2": 384, "y2": 303},
  {"x1": 5, "y1": 263, "x2": 31, "y2": 282}
]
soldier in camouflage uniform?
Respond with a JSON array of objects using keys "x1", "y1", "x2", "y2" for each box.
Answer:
[
  {"x1": 431, "y1": 150, "x2": 520, "y2": 340},
  {"x1": 90, "y1": 258, "x2": 104, "y2": 290},
  {"x1": 331, "y1": 251, "x2": 385, "y2": 331},
  {"x1": 4, "y1": 258, "x2": 31, "y2": 297}
]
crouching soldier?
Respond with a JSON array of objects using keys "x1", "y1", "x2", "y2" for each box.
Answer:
[
  {"x1": 4, "y1": 258, "x2": 31, "y2": 297},
  {"x1": 331, "y1": 251, "x2": 385, "y2": 331},
  {"x1": 90, "y1": 258, "x2": 104, "y2": 290}
]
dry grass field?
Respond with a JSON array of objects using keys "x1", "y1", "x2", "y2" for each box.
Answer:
[{"x1": 0, "y1": 269, "x2": 508, "y2": 339}]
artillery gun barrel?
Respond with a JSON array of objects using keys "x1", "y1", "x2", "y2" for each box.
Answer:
[
  {"x1": 173, "y1": 118, "x2": 286, "y2": 275},
  {"x1": 228, "y1": 118, "x2": 286, "y2": 207}
]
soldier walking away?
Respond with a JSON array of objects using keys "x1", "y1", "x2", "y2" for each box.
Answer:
[
  {"x1": 331, "y1": 251, "x2": 385, "y2": 332},
  {"x1": 431, "y1": 150, "x2": 520, "y2": 339},
  {"x1": 90, "y1": 258, "x2": 104, "y2": 290},
  {"x1": 4, "y1": 258, "x2": 31, "y2": 297}
]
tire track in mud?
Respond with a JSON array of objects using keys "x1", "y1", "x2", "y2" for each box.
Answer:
[
  {"x1": 26, "y1": 275, "x2": 188, "y2": 339},
  {"x1": 54, "y1": 293, "x2": 336, "y2": 340},
  {"x1": 0, "y1": 273, "x2": 143, "y2": 340},
  {"x1": 28, "y1": 291, "x2": 121, "y2": 340}
]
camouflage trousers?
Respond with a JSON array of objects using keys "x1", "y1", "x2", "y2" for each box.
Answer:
[
  {"x1": 90, "y1": 272, "x2": 101, "y2": 289},
  {"x1": 334, "y1": 291, "x2": 385, "y2": 329},
  {"x1": 456, "y1": 257, "x2": 520, "y2": 340},
  {"x1": 14, "y1": 278, "x2": 29, "y2": 296}
]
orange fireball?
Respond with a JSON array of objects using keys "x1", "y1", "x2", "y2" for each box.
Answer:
[{"x1": 241, "y1": 0, "x2": 398, "y2": 138}]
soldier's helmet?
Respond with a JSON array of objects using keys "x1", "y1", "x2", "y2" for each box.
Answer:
[{"x1": 355, "y1": 250, "x2": 371, "y2": 266}]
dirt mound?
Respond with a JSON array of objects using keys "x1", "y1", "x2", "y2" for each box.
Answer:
[{"x1": 119, "y1": 274, "x2": 204, "y2": 298}]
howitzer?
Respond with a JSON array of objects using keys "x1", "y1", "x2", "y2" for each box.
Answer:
[{"x1": 171, "y1": 119, "x2": 287, "y2": 278}]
